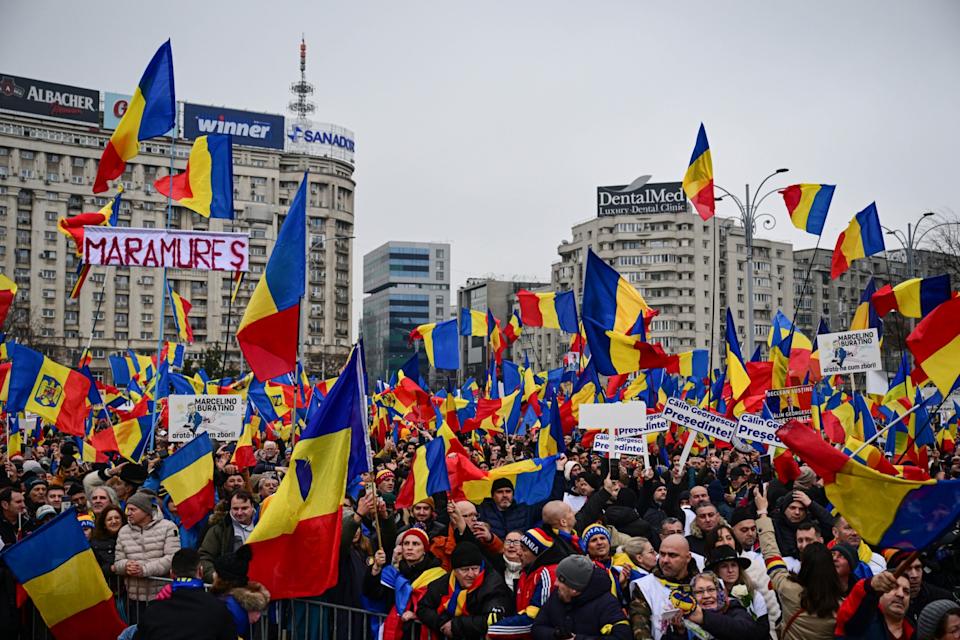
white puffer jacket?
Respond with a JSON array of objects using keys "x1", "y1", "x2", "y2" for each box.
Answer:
[{"x1": 113, "y1": 513, "x2": 180, "y2": 601}]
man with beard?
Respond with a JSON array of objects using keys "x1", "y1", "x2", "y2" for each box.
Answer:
[{"x1": 629, "y1": 534, "x2": 700, "y2": 640}]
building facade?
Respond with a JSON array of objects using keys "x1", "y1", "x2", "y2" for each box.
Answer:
[
  {"x1": 0, "y1": 85, "x2": 356, "y2": 382},
  {"x1": 361, "y1": 241, "x2": 451, "y2": 384}
]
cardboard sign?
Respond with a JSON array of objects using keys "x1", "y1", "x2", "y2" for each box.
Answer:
[
  {"x1": 663, "y1": 397, "x2": 736, "y2": 443},
  {"x1": 83, "y1": 227, "x2": 249, "y2": 272},
  {"x1": 592, "y1": 433, "x2": 652, "y2": 456},
  {"x1": 735, "y1": 413, "x2": 786, "y2": 449},
  {"x1": 818, "y1": 329, "x2": 882, "y2": 374},
  {"x1": 765, "y1": 384, "x2": 813, "y2": 424},
  {"x1": 168, "y1": 394, "x2": 244, "y2": 442}
]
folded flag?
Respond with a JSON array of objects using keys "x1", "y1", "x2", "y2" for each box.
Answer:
[
  {"x1": 0, "y1": 273, "x2": 17, "y2": 327},
  {"x1": 906, "y1": 295, "x2": 960, "y2": 396},
  {"x1": 159, "y1": 432, "x2": 214, "y2": 529},
  {"x1": 0, "y1": 510, "x2": 126, "y2": 640},
  {"x1": 831, "y1": 202, "x2": 885, "y2": 279},
  {"x1": 237, "y1": 174, "x2": 306, "y2": 380},
  {"x1": 781, "y1": 184, "x2": 835, "y2": 235},
  {"x1": 871, "y1": 274, "x2": 952, "y2": 318},
  {"x1": 155, "y1": 134, "x2": 234, "y2": 219},
  {"x1": 503, "y1": 309, "x2": 523, "y2": 345},
  {"x1": 779, "y1": 419, "x2": 960, "y2": 549},
  {"x1": 231, "y1": 415, "x2": 257, "y2": 470},
  {"x1": 168, "y1": 286, "x2": 194, "y2": 344},
  {"x1": 517, "y1": 290, "x2": 579, "y2": 332},
  {"x1": 94, "y1": 40, "x2": 175, "y2": 193},
  {"x1": 682, "y1": 123, "x2": 715, "y2": 221},
  {"x1": 459, "y1": 308, "x2": 488, "y2": 337},
  {"x1": 4, "y1": 343, "x2": 90, "y2": 437},
  {"x1": 409, "y1": 318, "x2": 460, "y2": 370}
]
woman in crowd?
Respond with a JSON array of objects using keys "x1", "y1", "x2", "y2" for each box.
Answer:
[
  {"x1": 90, "y1": 504, "x2": 125, "y2": 584},
  {"x1": 917, "y1": 600, "x2": 960, "y2": 640},
  {"x1": 210, "y1": 545, "x2": 271, "y2": 640},
  {"x1": 706, "y1": 544, "x2": 769, "y2": 627},
  {"x1": 666, "y1": 571, "x2": 768, "y2": 640},
  {"x1": 502, "y1": 530, "x2": 524, "y2": 593}
]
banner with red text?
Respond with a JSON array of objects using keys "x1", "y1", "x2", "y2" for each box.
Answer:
[{"x1": 83, "y1": 227, "x2": 249, "y2": 272}]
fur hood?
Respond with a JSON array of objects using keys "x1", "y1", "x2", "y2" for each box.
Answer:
[
  {"x1": 689, "y1": 515, "x2": 729, "y2": 540},
  {"x1": 229, "y1": 581, "x2": 270, "y2": 612}
]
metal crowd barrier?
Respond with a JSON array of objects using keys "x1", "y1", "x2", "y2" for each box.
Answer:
[{"x1": 23, "y1": 576, "x2": 401, "y2": 640}]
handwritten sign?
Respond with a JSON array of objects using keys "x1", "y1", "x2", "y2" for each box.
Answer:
[{"x1": 84, "y1": 227, "x2": 249, "y2": 272}]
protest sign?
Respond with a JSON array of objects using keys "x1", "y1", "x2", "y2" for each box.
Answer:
[
  {"x1": 818, "y1": 329, "x2": 882, "y2": 374},
  {"x1": 735, "y1": 412, "x2": 786, "y2": 449},
  {"x1": 83, "y1": 227, "x2": 249, "y2": 272},
  {"x1": 765, "y1": 384, "x2": 813, "y2": 424},
  {"x1": 168, "y1": 394, "x2": 244, "y2": 442}
]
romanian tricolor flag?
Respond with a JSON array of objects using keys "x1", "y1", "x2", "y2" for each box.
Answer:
[
  {"x1": 0, "y1": 511, "x2": 126, "y2": 640},
  {"x1": 155, "y1": 134, "x2": 234, "y2": 219},
  {"x1": 232, "y1": 414, "x2": 257, "y2": 470},
  {"x1": 168, "y1": 286, "x2": 194, "y2": 344},
  {"x1": 779, "y1": 419, "x2": 960, "y2": 549},
  {"x1": 871, "y1": 274, "x2": 952, "y2": 319},
  {"x1": 0, "y1": 273, "x2": 16, "y2": 327},
  {"x1": 590, "y1": 326, "x2": 672, "y2": 375},
  {"x1": 93, "y1": 40, "x2": 176, "y2": 193},
  {"x1": 906, "y1": 295, "x2": 960, "y2": 396},
  {"x1": 409, "y1": 318, "x2": 460, "y2": 370},
  {"x1": 7, "y1": 413, "x2": 22, "y2": 458},
  {"x1": 488, "y1": 310, "x2": 506, "y2": 364},
  {"x1": 503, "y1": 309, "x2": 523, "y2": 345},
  {"x1": 724, "y1": 309, "x2": 751, "y2": 399},
  {"x1": 158, "y1": 432, "x2": 214, "y2": 529},
  {"x1": 394, "y1": 437, "x2": 451, "y2": 509},
  {"x1": 537, "y1": 391, "x2": 565, "y2": 458},
  {"x1": 667, "y1": 349, "x2": 709, "y2": 380},
  {"x1": 830, "y1": 202, "x2": 885, "y2": 279},
  {"x1": 237, "y1": 175, "x2": 306, "y2": 381},
  {"x1": 247, "y1": 344, "x2": 369, "y2": 599},
  {"x1": 459, "y1": 309, "x2": 488, "y2": 337},
  {"x1": 682, "y1": 123, "x2": 715, "y2": 221},
  {"x1": 780, "y1": 184, "x2": 835, "y2": 235},
  {"x1": 57, "y1": 192, "x2": 122, "y2": 256},
  {"x1": 463, "y1": 455, "x2": 559, "y2": 505},
  {"x1": 850, "y1": 278, "x2": 883, "y2": 341},
  {"x1": 90, "y1": 415, "x2": 152, "y2": 462},
  {"x1": 462, "y1": 390, "x2": 522, "y2": 434},
  {"x1": 5, "y1": 343, "x2": 90, "y2": 437},
  {"x1": 517, "y1": 290, "x2": 579, "y2": 332}
]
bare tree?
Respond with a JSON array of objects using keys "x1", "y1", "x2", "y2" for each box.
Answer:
[{"x1": 923, "y1": 209, "x2": 960, "y2": 282}]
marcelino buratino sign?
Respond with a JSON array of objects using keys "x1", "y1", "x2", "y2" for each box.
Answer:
[{"x1": 597, "y1": 181, "x2": 686, "y2": 216}]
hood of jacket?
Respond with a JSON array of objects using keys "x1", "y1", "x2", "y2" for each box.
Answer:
[
  {"x1": 229, "y1": 581, "x2": 270, "y2": 612},
  {"x1": 573, "y1": 566, "x2": 617, "y2": 604}
]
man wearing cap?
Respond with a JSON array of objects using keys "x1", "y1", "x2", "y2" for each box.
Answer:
[
  {"x1": 497, "y1": 527, "x2": 566, "y2": 629},
  {"x1": 114, "y1": 490, "x2": 181, "y2": 622},
  {"x1": 83, "y1": 461, "x2": 147, "y2": 506},
  {"x1": 729, "y1": 507, "x2": 759, "y2": 553},
  {"x1": 581, "y1": 523, "x2": 630, "y2": 603},
  {"x1": 478, "y1": 478, "x2": 534, "y2": 540},
  {"x1": 629, "y1": 534, "x2": 699, "y2": 640},
  {"x1": 886, "y1": 550, "x2": 957, "y2": 627},
  {"x1": 532, "y1": 554, "x2": 631, "y2": 640},
  {"x1": 417, "y1": 541, "x2": 513, "y2": 639},
  {"x1": 399, "y1": 496, "x2": 446, "y2": 539}
]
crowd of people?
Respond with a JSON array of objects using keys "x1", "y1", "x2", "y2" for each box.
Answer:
[{"x1": 1, "y1": 427, "x2": 959, "y2": 640}]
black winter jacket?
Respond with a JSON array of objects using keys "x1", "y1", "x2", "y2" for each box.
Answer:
[
  {"x1": 133, "y1": 585, "x2": 237, "y2": 640},
  {"x1": 417, "y1": 568, "x2": 514, "y2": 640},
  {"x1": 532, "y1": 566, "x2": 631, "y2": 640}
]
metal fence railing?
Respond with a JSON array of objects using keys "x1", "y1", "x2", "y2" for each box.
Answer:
[{"x1": 23, "y1": 576, "x2": 397, "y2": 640}]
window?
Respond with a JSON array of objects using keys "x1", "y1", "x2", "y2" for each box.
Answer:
[
  {"x1": 141, "y1": 313, "x2": 154, "y2": 323},
  {"x1": 116, "y1": 313, "x2": 128, "y2": 327},
  {"x1": 141, "y1": 295, "x2": 154, "y2": 305}
]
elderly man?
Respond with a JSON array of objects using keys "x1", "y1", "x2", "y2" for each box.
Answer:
[
  {"x1": 629, "y1": 534, "x2": 699, "y2": 639},
  {"x1": 835, "y1": 571, "x2": 915, "y2": 639},
  {"x1": 252, "y1": 440, "x2": 282, "y2": 474}
]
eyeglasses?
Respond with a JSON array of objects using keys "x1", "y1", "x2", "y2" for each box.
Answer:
[
  {"x1": 693, "y1": 587, "x2": 718, "y2": 596},
  {"x1": 504, "y1": 540, "x2": 522, "y2": 546}
]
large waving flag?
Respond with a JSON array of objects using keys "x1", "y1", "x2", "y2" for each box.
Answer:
[
  {"x1": 830, "y1": 202, "x2": 885, "y2": 279},
  {"x1": 871, "y1": 274, "x2": 952, "y2": 319},
  {"x1": 779, "y1": 419, "x2": 960, "y2": 549},
  {"x1": 237, "y1": 175, "x2": 307, "y2": 380},
  {"x1": 159, "y1": 432, "x2": 214, "y2": 529},
  {"x1": 463, "y1": 455, "x2": 559, "y2": 505},
  {"x1": 0, "y1": 511, "x2": 126, "y2": 639},
  {"x1": 155, "y1": 134, "x2": 234, "y2": 219},
  {"x1": 682, "y1": 123, "x2": 715, "y2": 221},
  {"x1": 462, "y1": 389, "x2": 522, "y2": 434},
  {"x1": 409, "y1": 318, "x2": 460, "y2": 370},
  {"x1": 517, "y1": 290, "x2": 579, "y2": 332},
  {"x1": 5, "y1": 343, "x2": 90, "y2": 437},
  {"x1": 459, "y1": 308, "x2": 488, "y2": 337},
  {"x1": 58, "y1": 191, "x2": 123, "y2": 298},
  {"x1": 725, "y1": 309, "x2": 751, "y2": 399},
  {"x1": 0, "y1": 273, "x2": 17, "y2": 327},
  {"x1": 94, "y1": 41, "x2": 176, "y2": 193},
  {"x1": 168, "y1": 285, "x2": 194, "y2": 344},
  {"x1": 247, "y1": 343, "x2": 369, "y2": 599},
  {"x1": 90, "y1": 415, "x2": 152, "y2": 462},
  {"x1": 394, "y1": 437, "x2": 452, "y2": 509},
  {"x1": 781, "y1": 184, "x2": 835, "y2": 235},
  {"x1": 666, "y1": 349, "x2": 710, "y2": 379},
  {"x1": 906, "y1": 295, "x2": 960, "y2": 396}
]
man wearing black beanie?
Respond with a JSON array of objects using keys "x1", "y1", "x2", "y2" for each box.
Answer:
[{"x1": 417, "y1": 542, "x2": 514, "y2": 639}]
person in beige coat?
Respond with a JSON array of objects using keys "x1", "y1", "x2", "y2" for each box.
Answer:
[
  {"x1": 754, "y1": 486, "x2": 842, "y2": 640},
  {"x1": 113, "y1": 491, "x2": 180, "y2": 624}
]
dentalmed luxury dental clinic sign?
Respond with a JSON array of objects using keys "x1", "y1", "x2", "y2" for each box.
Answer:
[{"x1": 597, "y1": 175, "x2": 686, "y2": 216}]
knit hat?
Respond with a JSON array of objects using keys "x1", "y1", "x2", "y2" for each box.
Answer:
[
  {"x1": 729, "y1": 507, "x2": 755, "y2": 526},
  {"x1": 793, "y1": 466, "x2": 817, "y2": 490},
  {"x1": 556, "y1": 555, "x2": 594, "y2": 591},
  {"x1": 125, "y1": 491, "x2": 154, "y2": 516},
  {"x1": 450, "y1": 542, "x2": 484, "y2": 569},
  {"x1": 832, "y1": 543, "x2": 859, "y2": 570},
  {"x1": 413, "y1": 497, "x2": 435, "y2": 510},
  {"x1": 579, "y1": 523, "x2": 610, "y2": 553},
  {"x1": 398, "y1": 527, "x2": 430, "y2": 548},
  {"x1": 563, "y1": 460, "x2": 581, "y2": 481},
  {"x1": 21, "y1": 460, "x2": 43, "y2": 475},
  {"x1": 491, "y1": 478, "x2": 514, "y2": 493},
  {"x1": 918, "y1": 599, "x2": 959, "y2": 640},
  {"x1": 35, "y1": 505, "x2": 57, "y2": 520},
  {"x1": 882, "y1": 548, "x2": 913, "y2": 571},
  {"x1": 375, "y1": 469, "x2": 395, "y2": 483},
  {"x1": 519, "y1": 528, "x2": 554, "y2": 556},
  {"x1": 25, "y1": 476, "x2": 48, "y2": 492},
  {"x1": 214, "y1": 545, "x2": 252, "y2": 585}
]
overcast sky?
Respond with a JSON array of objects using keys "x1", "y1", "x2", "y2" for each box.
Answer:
[{"x1": 4, "y1": 1, "x2": 960, "y2": 321}]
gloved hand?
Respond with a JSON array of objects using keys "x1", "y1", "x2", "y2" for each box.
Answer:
[{"x1": 670, "y1": 589, "x2": 697, "y2": 615}]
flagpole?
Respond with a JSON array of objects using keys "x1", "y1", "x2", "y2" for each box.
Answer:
[
  {"x1": 150, "y1": 123, "x2": 178, "y2": 453},
  {"x1": 356, "y1": 341, "x2": 384, "y2": 552},
  {"x1": 848, "y1": 402, "x2": 920, "y2": 457},
  {"x1": 219, "y1": 222, "x2": 238, "y2": 379},
  {"x1": 707, "y1": 215, "x2": 718, "y2": 408},
  {"x1": 80, "y1": 266, "x2": 110, "y2": 367}
]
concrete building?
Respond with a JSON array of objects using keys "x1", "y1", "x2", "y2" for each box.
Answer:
[
  {"x1": 361, "y1": 241, "x2": 451, "y2": 384},
  {"x1": 551, "y1": 211, "x2": 794, "y2": 364},
  {"x1": 0, "y1": 81, "x2": 356, "y2": 382}
]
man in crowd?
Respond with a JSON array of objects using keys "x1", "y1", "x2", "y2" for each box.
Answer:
[
  {"x1": 0, "y1": 488, "x2": 28, "y2": 545},
  {"x1": 832, "y1": 514, "x2": 887, "y2": 575},
  {"x1": 629, "y1": 534, "x2": 699, "y2": 640},
  {"x1": 835, "y1": 571, "x2": 915, "y2": 639},
  {"x1": 686, "y1": 502, "x2": 723, "y2": 556},
  {"x1": 887, "y1": 550, "x2": 957, "y2": 627},
  {"x1": 252, "y1": 440, "x2": 282, "y2": 474},
  {"x1": 771, "y1": 490, "x2": 833, "y2": 557},
  {"x1": 199, "y1": 490, "x2": 257, "y2": 581}
]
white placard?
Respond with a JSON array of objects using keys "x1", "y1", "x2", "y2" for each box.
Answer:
[
  {"x1": 735, "y1": 413, "x2": 786, "y2": 449},
  {"x1": 663, "y1": 397, "x2": 736, "y2": 443},
  {"x1": 579, "y1": 402, "x2": 648, "y2": 431},
  {"x1": 818, "y1": 329, "x2": 882, "y2": 374},
  {"x1": 616, "y1": 414, "x2": 669, "y2": 438},
  {"x1": 168, "y1": 394, "x2": 244, "y2": 442},
  {"x1": 84, "y1": 227, "x2": 249, "y2": 272},
  {"x1": 591, "y1": 433, "x2": 652, "y2": 456}
]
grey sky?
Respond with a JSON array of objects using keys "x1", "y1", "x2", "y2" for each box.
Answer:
[{"x1": 4, "y1": 1, "x2": 960, "y2": 322}]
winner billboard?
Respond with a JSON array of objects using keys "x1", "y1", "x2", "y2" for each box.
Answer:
[
  {"x1": 182, "y1": 103, "x2": 285, "y2": 150},
  {"x1": 597, "y1": 180, "x2": 686, "y2": 216}
]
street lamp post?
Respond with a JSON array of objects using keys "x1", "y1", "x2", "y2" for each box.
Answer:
[
  {"x1": 714, "y1": 168, "x2": 789, "y2": 355},
  {"x1": 880, "y1": 212, "x2": 960, "y2": 279}
]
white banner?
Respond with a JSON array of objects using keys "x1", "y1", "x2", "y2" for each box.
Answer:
[
  {"x1": 591, "y1": 433, "x2": 652, "y2": 456},
  {"x1": 735, "y1": 413, "x2": 786, "y2": 449},
  {"x1": 168, "y1": 394, "x2": 245, "y2": 442},
  {"x1": 579, "y1": 402, "x2": 648, "y2": 432},
  {"x1": 663, "y1": 397, "x2": 736, "y2": 443},
  {"x1": 84, "y1": 227, "x2": 249, "y2": 272},
  {"x1": 818, "y1": 329, "x2": 882, "y2": 374},
  {"x1": 617, "y1": 414, "x2": 669, "y2": 438}
]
